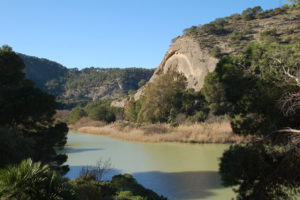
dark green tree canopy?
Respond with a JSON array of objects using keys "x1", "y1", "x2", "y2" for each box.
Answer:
[
  {"x1": 0, "y1": 45, "x2": 69, "y2": 173},
  {"x1": 214, "y1": 40, "x2": 300, "y2": 199}
]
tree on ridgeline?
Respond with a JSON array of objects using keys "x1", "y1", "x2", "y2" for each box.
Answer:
[
  {"x1": 287, "y1": 0, "x2": 300, "y2": 6},
  {"x1": 0, "y1": 45, "x2": 69, "y2": 173}
]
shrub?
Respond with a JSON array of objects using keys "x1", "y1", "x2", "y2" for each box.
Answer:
[
  {"x1": 88, "y1": 105, "x2": 116, "y2": 123},
  {"x1": 137, "y1": 79, "x2": 146, "y2": 88},
  {"x1": 111, "y1": 174, "x2": 166, "y2": 200},
  {"x1": 241, "y1": 6, "x2": 263, "y2": 20},
  {"x1": 68, "y1": 107, "x2": 87, "y2": 124},
  {"x1": 209, "y1": 46, "x2": 222, "y2": 58},
  {"x1": 0, "y1": 159, "x2": 78, "y2": 200},
  {"x1": 260, "y1": 29, "x2": 280, "y2": 43},
  {"x1": 137, "y1": 71, "x2": 187, "y2": 123},
  {"x1": 188, "y1": 111, "x2": 209, "y2": 122},
  {"x1": 201, "y1": 19, "x2": 230, "y2": 35}
]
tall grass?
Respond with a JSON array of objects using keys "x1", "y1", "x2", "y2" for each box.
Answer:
[{"x1": 71, "y1": 119, "x2": 247, "y2": 143}]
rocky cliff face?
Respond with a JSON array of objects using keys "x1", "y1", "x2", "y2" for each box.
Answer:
[
  {"x1": 150, "y1": 36, "x2": 218, "y2": 89},
  {"x1": 131, "y1": 36, "x2": 219, "y2": 101},
  {"x1": 147, "y1": 8, "x2": 300, "y2": 92},
  {"x1": 112, "y1": 6, "x2": 300, "y2": 107}
]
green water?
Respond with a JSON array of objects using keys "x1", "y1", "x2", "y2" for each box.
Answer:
[{"x1": 65, "y1": 131, "x2": 235, "y2": 200}]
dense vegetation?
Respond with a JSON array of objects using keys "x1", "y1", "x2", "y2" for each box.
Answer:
[
  {"x1": 67, "y1": 100, "x2": 122, "y2": 124},
  {"x1": 124, "y1": 71, "x2": 209, "y2": 124},
  {"x1": 0, "y1": 46, "x2": 68, "y2": 173},
  {"x1": 197, "y1": 4, "x2": 300, "y2": 198},
  {"x1": 21, "y1": 54, "x2": 154, "y2": 103},
  {"x1": 214, "y1": 41, "x2": 300, "y2": 200},
  {"x1": 0, "y1": 159, "x2": 166, "y2": 200}
]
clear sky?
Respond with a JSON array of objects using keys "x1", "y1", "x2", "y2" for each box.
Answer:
[{"x1": 1, "y1": 0, "x2": 282, "y2": 69}]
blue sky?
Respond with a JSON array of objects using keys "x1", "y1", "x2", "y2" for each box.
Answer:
[{"x1": 1, "y1": 0, "x2": 282, "y2": 69}]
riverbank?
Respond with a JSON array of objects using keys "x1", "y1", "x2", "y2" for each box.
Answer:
[{"x1": 69, "y1": 118, "x2": 247, "y2": 143}]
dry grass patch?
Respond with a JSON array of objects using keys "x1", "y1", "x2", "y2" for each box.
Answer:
[
  {"x1": 69, "y1": 117, "x2": 106, "y2": 130},
  {"x1": 72, "y1": 120, "x2": 247, "y2": 143}
]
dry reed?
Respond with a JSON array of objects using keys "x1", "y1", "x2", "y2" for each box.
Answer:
[{"x1": 71, "y1": 120, "x2": 247, "y2": 144}]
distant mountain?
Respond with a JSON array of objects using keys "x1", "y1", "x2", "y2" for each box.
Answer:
[
  {"x1": 20, "y1": 54, "x2": 154, "y2": 101},
  {"x1": 19, "y1": 54, "x2": 68, "y2": 89}
]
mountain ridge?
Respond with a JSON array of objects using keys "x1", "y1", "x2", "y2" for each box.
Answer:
[
  {"x1": 20, "y1": 53, "x2": 154, "y2": 101},
  {"x1": 113, "y1": 5, "x2": 300, "y2": 106}
]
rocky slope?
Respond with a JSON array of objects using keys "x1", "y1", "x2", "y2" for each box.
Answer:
[
  {"x1": 111, "y1": 6, "x2": 300, "y2": 106},
  {"x1": 150, "y1": 6, "x2": 300, "y2": 90}
]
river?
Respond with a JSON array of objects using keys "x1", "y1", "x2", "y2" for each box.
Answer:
[{"x1": 64, "y1": 131, "x2": 235, "y2": 200}]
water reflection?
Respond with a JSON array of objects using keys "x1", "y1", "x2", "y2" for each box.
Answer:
[
  {"x1": 65, "y1": 131, "x2": 234, "y2": 200},
  {"x1": 66, "y1": 165, "x2": 121, "y2": 180},
  {"x1": 133, "y1": 171, "x2": 222, "y2": 200}
]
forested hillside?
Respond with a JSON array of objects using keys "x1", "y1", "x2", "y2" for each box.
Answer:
[{"x1": 20, "y1": 54, "x2": 154, "y2": 101}]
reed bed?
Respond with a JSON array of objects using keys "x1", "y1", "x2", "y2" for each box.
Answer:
[{"x1": 71, "y1": 119, "x2": 246, "y2": 143}]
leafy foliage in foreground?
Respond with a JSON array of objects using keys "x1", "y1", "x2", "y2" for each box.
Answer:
[
  {"x1": 202, "y1": 42, "x2": 300, "y2": 135},
  {"x1": 207, "y1": 40, "x2": 300, "y2": 199},
  {"x1": 0, "y1": 45, "x2": 69, "y2": 173},
  {"x1": 0, "y1": 159, "x2": 166, "y2": 200},
  {"x1": 0, "y1": 159, "x2": 77, "y2": 200},
  {"x1": 220, "y1": 135, "x2": 300, "y2": 200}
]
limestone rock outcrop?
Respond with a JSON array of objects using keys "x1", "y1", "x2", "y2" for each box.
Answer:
[
  {"x1": 154, "y1": 36, "x2": 218, "y2": 89},
  {"x1": 112, "y1": 7, "x2": 300, "y2": 107},
  {"x1": 130, "y1": 35, "x2": 219, "y2": 101}
]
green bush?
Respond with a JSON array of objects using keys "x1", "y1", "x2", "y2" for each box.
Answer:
[
  {"x1": 88, "y1": 105, "x2": 116, "y2": 123},
  {"x1": 188, "y1": 111, "x2": 208, "y2": 122},
  {"x1": 259, "y1": 29, "x2": 280, "y2": 43},
  {"x1": 216, "y1": 41, "x2": 300, "y2": 199},
  {"x1": 115, "y1": 191, "x2": 146, "y2": 200},
  {"x1": 0, "y1": 159, "x2": 78, "y2": 200},
  {"x1": 136, "y1": 71, "x2": 187, "y2": 123},
  {"x1": 70, "y1": 173, "x2": 166, "y2": 200},
  {"x1": 70, "y1": 176, "x2": 115, "y2": 200},
  {"x1": 241, "y1": 6, "x2": 263, "y2": 20},
  {"x1": 111, "y1": 174, "x2": 166, "y2": 200},
  {"x1": 137, "y1": 79, "x2": 146, "y2": 88},
  {"x1": 209, "y1": 46, "x2": 222, "y2": 58},
  {"x1": 0, "y1": 45, "x2": 69, "y2": 173},
  {"x1": 124, "y1": 99, "x2": 141, "y2": 122},
  {"x1": 68, "y1": 107, "x2": 87, "y2": 124},
  {"x1": 200, "y1": 18, "x2": 230, "y2": 35}
]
